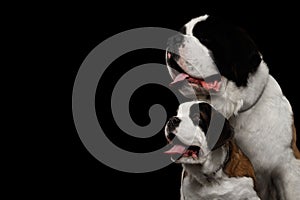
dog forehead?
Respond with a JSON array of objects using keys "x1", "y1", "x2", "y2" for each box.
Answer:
[
  {"x1": 177, "y1": 101, "x2": 196, "y2": 116},
  {"x1": 177, "y1": 101, "x2": 208, "y2": 116}
]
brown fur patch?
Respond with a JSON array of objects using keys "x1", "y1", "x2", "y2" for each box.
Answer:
[
  {"x1": 291, "y1": 123, "x2": 300, "y2": 159},
  {"x1": 224, "y1": 140, "x2": 256, "y2": 187}
]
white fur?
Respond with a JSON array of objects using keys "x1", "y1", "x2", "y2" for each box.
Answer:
[
  {"x1": 167, "y1": 31, "x2": 219, "y2": 81},
  {"x1": 226, "y1": 68, "x2": 300, "y2": 200},
  {"x1": 185, "y1": 14, "x2": 209, "y2": 35},
  {"x1": 170, "y1": 15, "x2": 300, "y2": 200},
  {"x1": 181, "y1": 172, "x2": 259, "y2": 200},
  {"x1": 167, "y1": 15, "x2": 219, "y2": 82},
  {"x1": 176, "y1": 36, "x2": 219, "y2": 79},
  {"x1": 166, "y1": 35, "x2": 221, "y2": 99},
  {"x1": 167, "y1": 102, "x2": 260, "y2": 200},
  {"x1": 170, "y1": 101, "x2": 210, "y2": 164},
  {"x1": 202, "y1": 60, "x2": 300, "y2": 200},
  {"x1": 211, "y1": 61, "x2": 270, "y2": 119}
]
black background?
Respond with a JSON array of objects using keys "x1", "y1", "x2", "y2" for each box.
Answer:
[{"x1": 64, "y1": 4, "x2": 300, "y2": 199}]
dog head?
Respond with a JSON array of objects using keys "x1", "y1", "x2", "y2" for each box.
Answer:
[
  {"x1": 166, "y1": 15, "x2": 261, "y2": 98},
  {"x1": 164, "y1": 101, "x2": 233, "y2": 164}
]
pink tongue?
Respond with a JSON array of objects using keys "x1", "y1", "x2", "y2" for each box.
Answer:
[
  {"x1": 170, "y1": 73, "x2": 222, "y2": 92},
  {"x1": 170, "y1": 73, "x2": 189, "y2": 85},
  {"x1": 164, "y1": 145, "x2": 186, "y2": 155},
  {"x1": 200, "y1": 80, "x2": 222, "y2": 92}
]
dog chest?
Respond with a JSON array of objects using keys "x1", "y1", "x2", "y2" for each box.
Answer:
[{"x1": 181, "y1": 175, "x2": 259, "y2": 200}]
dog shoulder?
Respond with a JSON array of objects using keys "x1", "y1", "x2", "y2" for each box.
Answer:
[{"x1": 224, "y1": 140, "x2": 257, "y2": 186}]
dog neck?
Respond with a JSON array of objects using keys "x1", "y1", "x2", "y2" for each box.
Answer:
[
  {"x1": 238, "y1": 61, "x2": 270, "y2": 113},
  {"x1": 211, "y1": 61, "x2": 269, "y2": 118},
  {"x1": 182, "y1": 145, "x2": 229, "y2": 185},
  {"x1": 182, "y1": 140, "x2": 257, "y2": 187}
]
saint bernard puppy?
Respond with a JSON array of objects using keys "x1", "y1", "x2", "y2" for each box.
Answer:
[
  {"x1": 164, "y1": 101, "x2": 260, "y2": 200},
  {"x1": 166, "y1": 15, "x2": 300, "y2": 200}
]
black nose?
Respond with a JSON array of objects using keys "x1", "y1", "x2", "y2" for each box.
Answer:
[{"x1": 167, "y1": 116, "x2": 181, "y2": 132}]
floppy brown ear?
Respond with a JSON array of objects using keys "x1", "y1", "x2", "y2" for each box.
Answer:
[
  {"x1": 211, "y1": 115, "x2": 233, "y2": 150},
  {"x1": 197, "y1": 102, "x2": 234, "y2": 150},
  {"x1": 205, "y1": 108, "x2": 234, "y2": 151}
]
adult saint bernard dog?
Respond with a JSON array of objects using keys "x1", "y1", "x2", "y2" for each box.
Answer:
[
  {"x1": 165, "y1": 101, "x2": 260, "y2": 200},
  {"x1": 166, "y1": 15, "x2": 300, "y2": 200}
]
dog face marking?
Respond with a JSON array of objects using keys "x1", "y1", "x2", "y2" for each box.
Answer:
[
  {"x1": 165, "y1": 101, "x2": 233, "y2": 164},
  {"x1": 165, "y1": 14, "x2": 300, "y2": 199},
  {"x1": 166, "y1": 15, "x2": 262, "y2": 99}
]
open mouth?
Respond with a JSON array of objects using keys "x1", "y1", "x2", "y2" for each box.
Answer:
[
  {"x1": 165, "y1": 144, "x2": 201, "y2": 160},
  {"x1": 171, "y1": 73, "x2": 222, "y2": 92},
  {"x1": 167, "y1": 52, "x2": 222, "y2": 92}
]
